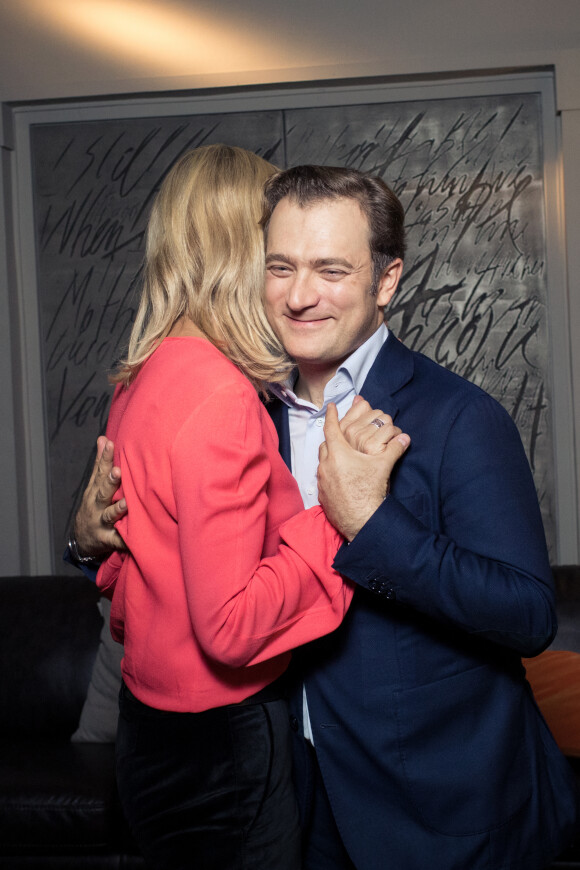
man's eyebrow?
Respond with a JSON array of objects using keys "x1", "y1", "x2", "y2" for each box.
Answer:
[
  {"x1": 265, "y1": 254, "x2": 356, "y2": 269},
  {"x1": 265, "y1": 253, "x2": 294, "y2": 265},
  {"x1": 311, "y1": 257, "x2": 355, "y2": 270}
]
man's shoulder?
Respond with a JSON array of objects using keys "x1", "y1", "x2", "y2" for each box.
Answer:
[
  {"x1": 382, "y1": 339, "x2": 508, "y2": 420},
  {"x1": 375, "y1": 337, "x2": 486, "y2": 399},
  {"x1": 410, "y1": 348, "x2": 485, "y2": 396}
]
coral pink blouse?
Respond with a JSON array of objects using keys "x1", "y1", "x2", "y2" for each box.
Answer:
[{"x1": 97, "y1": 338, "x2": 353, "y2": 712}]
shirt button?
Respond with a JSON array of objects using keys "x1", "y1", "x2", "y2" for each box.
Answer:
[
  {"x1": 315, "y1": 418, "x2": 324, "y2": 427},
  {"x1": 307, "y1": 486, "x2": 315, "y2": 496}
]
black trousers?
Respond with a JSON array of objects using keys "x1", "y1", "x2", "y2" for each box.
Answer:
[{"x1": 116, "y1": 681, "x2": 301, "y2": 870}]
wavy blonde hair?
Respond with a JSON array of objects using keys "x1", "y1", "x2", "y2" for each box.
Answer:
[{"x1": 112, "y1": 144, "x2": 292, "y2": 393}]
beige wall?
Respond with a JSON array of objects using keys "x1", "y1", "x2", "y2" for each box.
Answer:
[{"x1": 0, "y1": 1, "x2": 578, "y2": 108}]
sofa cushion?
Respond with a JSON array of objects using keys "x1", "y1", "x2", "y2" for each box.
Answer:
[
  {"x1": 0, "y1": 741, "x2": 122, "y2": 852},
  {"x1": 72, "y1": 599, "x2": 124, "y2": 743},
  {"x1": 523, "y1": 650, "x2": 580, "y2": 757}
]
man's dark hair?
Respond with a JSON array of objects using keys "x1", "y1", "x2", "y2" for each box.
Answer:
[{"x1": 261, "y1": 165, "x2": 406, "y2": 294}]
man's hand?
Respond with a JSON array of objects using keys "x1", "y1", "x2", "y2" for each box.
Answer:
[
  {"x1": 73, "y1": 436, "x2": 127, "y2": 556},
  {"x1": 317, "y1": 402, "x2": 410, "y2": 541}
]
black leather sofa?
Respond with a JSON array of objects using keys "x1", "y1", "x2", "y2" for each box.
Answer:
[
  {"x1": 0, "y1": 574, "x2": 144, "y2": 868},
  {"x1": 0, "y1": 569, "x2": 578, "y2": 869}
]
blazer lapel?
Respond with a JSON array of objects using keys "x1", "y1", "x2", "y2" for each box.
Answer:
[
  {"x1": 359, "y1": 333, "x2": 414, "y2": 420},
  {"x1": 267, "y1": 396, "x2": 292, "y2": 469}
]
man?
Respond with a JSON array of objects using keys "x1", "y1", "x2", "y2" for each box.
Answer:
[{"x1": 70, "y1": 165, "x2": 577, "y2": 870}]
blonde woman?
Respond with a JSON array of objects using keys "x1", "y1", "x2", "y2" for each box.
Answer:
[{"x1": 95, "y1": 144, "x2": 356, "y2": 870}]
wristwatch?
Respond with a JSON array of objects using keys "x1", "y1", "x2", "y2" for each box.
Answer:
[{"x1": 67, "y1": 533, "x2": 103, "y2": 568}]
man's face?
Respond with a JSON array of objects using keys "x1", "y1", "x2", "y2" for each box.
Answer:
[{"x1": 264, "y1": 196, "x2": 401, "y2": 381}]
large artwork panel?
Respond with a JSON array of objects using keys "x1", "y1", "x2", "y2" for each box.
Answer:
[{"x1": 29, "y1": 89, "x2": 555, "y2": 568}]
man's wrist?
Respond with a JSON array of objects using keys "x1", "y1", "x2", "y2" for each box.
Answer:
[{"x1": 67, "y1": 533, "x2": 103, "y2": 568}]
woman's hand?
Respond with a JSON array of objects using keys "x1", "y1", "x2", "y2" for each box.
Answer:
[
  {"x1": 337, "y1": 395, "x2": 407, "y2": 456},
  {"x1": 317, "y1": 401, "x2": 410, "y2": 541}
]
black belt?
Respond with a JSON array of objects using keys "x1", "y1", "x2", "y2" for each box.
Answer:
[{"x1": 236, "y1": 671, "x2": 289, "y2": 706}]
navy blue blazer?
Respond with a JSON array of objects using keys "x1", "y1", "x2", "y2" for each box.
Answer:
[{"x1": 269, "y1": 336, "x2": 578, "y2": 870}]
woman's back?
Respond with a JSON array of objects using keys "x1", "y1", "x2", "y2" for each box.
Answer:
[{"x1": 99, "y1": 336, "x2": 350, "y2": 712}]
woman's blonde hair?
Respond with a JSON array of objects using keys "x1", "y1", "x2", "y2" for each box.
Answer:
[{"x1": 112, "y1": 144, "x2": 292, "y2": 393}]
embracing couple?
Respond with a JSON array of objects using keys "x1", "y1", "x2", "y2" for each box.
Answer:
[{"x1": 69, "y1": 145, "x2": 577, "y2": 870}]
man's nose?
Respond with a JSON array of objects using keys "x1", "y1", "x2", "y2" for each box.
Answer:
[{"x1": 286, "y1": 272, "x2": 319, "y2": 310}]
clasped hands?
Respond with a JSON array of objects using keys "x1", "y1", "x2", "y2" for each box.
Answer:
[
  {"x1": 73, "y1": 398, "x2": 410, "y2": 557},
  {"x1": 318, "y1": 396, "x2": 410, "y2": 541}
]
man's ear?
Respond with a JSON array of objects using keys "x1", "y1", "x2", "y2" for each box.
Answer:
[{"x1": 376, "y1": 258, "x2": 403, "y2": 308}]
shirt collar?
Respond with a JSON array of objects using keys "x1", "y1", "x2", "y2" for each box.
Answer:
[{"x1": 270, "y1": 323, "x2": 389, "y2": 408}]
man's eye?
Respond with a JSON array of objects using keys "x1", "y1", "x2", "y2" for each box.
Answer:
[
  {"x1": 323, "y1": 269, "x2": 345, "y2": 278},
  {"x1": 268, "y1": 265, "x2": 291, "y2": 276}
]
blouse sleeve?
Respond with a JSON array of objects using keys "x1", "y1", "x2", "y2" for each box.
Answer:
[
  {"x1": 170, "y1": 385, "x2": 354, "y2": 668},
  {"x1": 96, "y1": 549, "x2": 124, "y2": 599}
]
